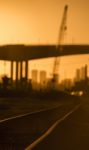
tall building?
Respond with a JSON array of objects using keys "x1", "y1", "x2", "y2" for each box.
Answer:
[
  {"x1": 75, "y1": 64, "x2": 88, "y2": 82},
  {"x1": 39, "y1": 71, "x2": 47, "y2": 88},
  {"x1": 81, "y1": 67, "x2": 85, "y2": 80},
  {"x1": 31, "y1": 70, "x2": 38, "y2": 89},
  {"x1": 76, "y1": 69, "x2": 80, "y2": 82},
  {"x1": 84, "y1": 64, "x2": 88, "y2": 79},
  {"x1": 81, "y1": 65, "x2": 88, "y2": 80}
]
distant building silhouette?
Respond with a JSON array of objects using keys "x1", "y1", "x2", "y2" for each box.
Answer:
[
  {"x1": 61, "y1": 79, "x2": 73, "y2": 90},
  {"x1": 84, "y1": 64, "x2": 88, "y2": 79},
  {"x1": 76, "y1": 69, "x2": 81, "y2": 82},
  {"x1": 75, "y1": 64, "x2": 88, "y2": 82},
  {"x1": 81, "y1": 67, "x2": 85, "y2": 80},
  {"x1": 81, "y1": 64, "x2": 88, "y2": 81},
  {"x1": 39, "y1": 71, "x2": 47, "y2": 88},
  {"x1": 31, "y1": 70, "x2": 38, "y2": 89}
]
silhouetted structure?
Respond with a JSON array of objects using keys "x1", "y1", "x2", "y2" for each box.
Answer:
[
  {"x1": 84, "y1": 64, "x2": 88, "y2": 79},
  {"x1": 40, "y1": 71, "x2": 47, "y2": 88},
  {"x1": 31, "y1": 70, "x2": 38, "y2": 89},
  {"x1": 0, "y1": 44, "x2": 88, "y2": 96},
  {"x1": 75, "y1": 64, "x2": 88, "y2": 82},
  {"x1": 11, "y1": 61, "x2": 28, "y2": 85},
  {"x1": 0, "y1": 45, "x2": 89, "y2": 60},
  {"x1": 76, "y1": 69, "x2": 81, "y2": 82}
]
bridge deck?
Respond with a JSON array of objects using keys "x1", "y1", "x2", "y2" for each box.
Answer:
[{"x1": 0, "y1": 45, "x2": 89, "y2": 60}]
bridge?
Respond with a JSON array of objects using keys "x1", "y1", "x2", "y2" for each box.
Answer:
[
  {"x1": 0, "y1": 44, "x2": 89, "y2": 60},
  {"x1": 0, "y1": 44, "x2": 89, "y2": 82}
]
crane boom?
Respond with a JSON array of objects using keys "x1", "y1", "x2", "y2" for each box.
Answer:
[{"x1": 52, "y1": 5, "x2": 68, "y2": 84}]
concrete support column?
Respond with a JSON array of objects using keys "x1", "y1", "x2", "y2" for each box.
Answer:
[
  {"x1": 20, "y1": 61, "x2": 23, "y2": 81},
  {"x1": 16, "y1": 61, "x2": 19, "y2": 84},
  {"x1": 11, "y1": 61, "x2": 13, "y2": 82},
  {"x1": 25, "y1": 60, "x2": 28, "y2": 81}
]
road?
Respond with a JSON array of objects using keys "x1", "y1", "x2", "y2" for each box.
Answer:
[
  {"x1": 0, "y1": 98, "x2": 79, "y2": 150},
  {"x1": 30, "y1": 97, "x2": 89, "y2": 150}
]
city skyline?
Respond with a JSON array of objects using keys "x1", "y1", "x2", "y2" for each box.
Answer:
[{"x1": 0, "y1": 54, "x2": 89, "y2": 82}]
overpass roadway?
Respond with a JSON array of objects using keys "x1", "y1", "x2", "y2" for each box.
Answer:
[{"x1": 0, "y1": 44, "x2": 89, "y2": 60}]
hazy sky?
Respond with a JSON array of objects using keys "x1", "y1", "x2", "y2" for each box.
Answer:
[{"x1": 0, "y1": 0, "x2": 89, "y2": 45}]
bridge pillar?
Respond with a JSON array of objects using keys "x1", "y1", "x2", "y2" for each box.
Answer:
[
  {"x1": 11, "y1": 61, "x2": 13, "y2": 82},
  {"x1": 25, "y1": 60, "x2": 28, "y2": 81},
  {"x1": 20, "y1": 61, "x2": 23, "y2": 81},
  {"x1": 16, "y1": 61, "x2": 19, "y2": 85}
]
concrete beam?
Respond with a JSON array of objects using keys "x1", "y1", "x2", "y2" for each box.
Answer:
[{"x1": 0, "y1": 45, "x2": 89, "y2": 61}]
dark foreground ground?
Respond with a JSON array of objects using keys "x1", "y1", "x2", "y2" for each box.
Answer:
[
  {"x1": 32, "y1": 96, "x2": 89, "y2": 150},
  {"x1": 0, "y1": 92, "x2": 80, "y2": 150}
]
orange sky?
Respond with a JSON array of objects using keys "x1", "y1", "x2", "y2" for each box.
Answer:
[
  {"x1": 0, "y1": 0, "x2": 89, "y2": 80},
  {"x1": 0, "y1": 0, "x2": 89, "y2": 45}
]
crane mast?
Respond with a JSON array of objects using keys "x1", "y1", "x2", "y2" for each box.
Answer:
[{"x1": 52, "y1": 5, "x2": 68, "y2": 85}]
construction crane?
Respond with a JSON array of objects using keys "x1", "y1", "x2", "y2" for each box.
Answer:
[{"x1": 51, "y1": 5, "x2": 68, "y2": 88}]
